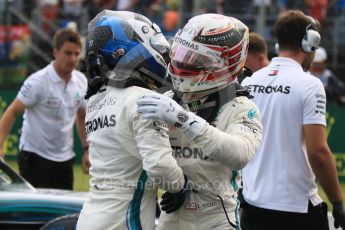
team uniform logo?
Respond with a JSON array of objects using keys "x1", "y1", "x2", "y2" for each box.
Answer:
[
  {"x1": 247, "y1": 108, "x2": 257, "y2": 120},
  {"x1": 177, "y1": 111, "x2": 189, "y2": 123},
  {"x1": 269, "y1": 69, "x2": 279, "y2": 76}
]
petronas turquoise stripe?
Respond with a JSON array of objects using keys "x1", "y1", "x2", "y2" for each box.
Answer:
[
  {"x1": 234, "y1": 198, "x2": 241, "y2": 229},
  {"x1": 129, "y1": 170, "x2": 147, "y2": 230},
  {"x1": 230, "y1": 170, "x2": 240, "y2": 229},
  {"x1": 230, "y1": 171, "x2": 239, "y2": 191}
]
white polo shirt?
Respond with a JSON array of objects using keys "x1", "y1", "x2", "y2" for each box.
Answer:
[
  {"x1": 17, "y1": 62, "x2": 87, "y2": 162},
  {"x1": 241, "y1": 57, "x2": 326, "y2": 213}
]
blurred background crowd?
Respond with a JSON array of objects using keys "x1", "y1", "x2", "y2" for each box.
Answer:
[{"x1": 0, "y1": 0, "x2": 345, "y2": 103}]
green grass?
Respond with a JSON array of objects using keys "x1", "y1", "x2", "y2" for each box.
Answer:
[{"x1": 73, "y1": 164, "x2": 90, "y2": 191}]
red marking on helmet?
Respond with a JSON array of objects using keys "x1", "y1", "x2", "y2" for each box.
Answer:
[
  {"x1": 221, "y1": 39, "x2": 244, "y2": 58},
  {"x1": 227, "y1": 52, "x2": 241, "y2": 66},
  {"x1": 203, "y1": 21, "x2": 235, "y2": 35},
  {"x1": 206, "y1": 67, "x2": 241, "y2": 81},
  {"x1": 169, "y1": 63, "x2": 202, "y2": 77},
  {"x1": 205, "y1": 45, "x2": 225, "y2": 52}
]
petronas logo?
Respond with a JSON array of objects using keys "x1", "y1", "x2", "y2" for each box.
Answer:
[{"x1": 326, "y1": 112, "x2": 335, "y2": 139}]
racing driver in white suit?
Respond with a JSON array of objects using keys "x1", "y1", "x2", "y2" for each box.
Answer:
[
  {"x1": 76, "y1": 11, "x2": 186, "y2": 230},
  {"x1": 137, "y1": 14, "x2": 263, "y2": 230}
]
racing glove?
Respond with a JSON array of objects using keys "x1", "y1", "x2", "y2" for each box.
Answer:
[
  {"x1": 137, "y1": 92, "x2": 206, "y2": 139},
  {"x1": 332, "y1": 201, "x2": 345, "y2": 229},
  {"x1": 160, "y1": 175, "x2": 189, "y2": 214}
]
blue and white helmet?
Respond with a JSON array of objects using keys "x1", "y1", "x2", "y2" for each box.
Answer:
[{"x1": 86, "y1": 10, "x2": 170, "y2": 89}]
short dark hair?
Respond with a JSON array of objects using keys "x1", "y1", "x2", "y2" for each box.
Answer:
[
  {"x1": 248, "y1": 32, "x2": 267, "y2": 55},
  {"x1": 274, "y1": 10, "x2": 319, "y2": 51},
  {"x1": 53, "y1": 29, "x2": 82, "y2": 50}
]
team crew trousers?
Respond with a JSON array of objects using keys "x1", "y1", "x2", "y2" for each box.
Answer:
[
  {"x1": 240, "y1": 199, "x2": 329, "y2": 230},
  {"x1": 17, "y1": 150, "x2": 74, "y2": 190}
]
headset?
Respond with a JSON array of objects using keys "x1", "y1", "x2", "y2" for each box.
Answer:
[
  {"x1": 275, "y1": 15, "x2": 321, "y2": 54},
  {"x1": 274, "y1": 42, "x2": 280, "y2": 55},
  {"x1": 301, "y1": 16, "x2": 321, "y2": 52}
]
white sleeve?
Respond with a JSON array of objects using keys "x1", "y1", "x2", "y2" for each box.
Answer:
[
  {"x1": 302, "y1": 79, "x2": 327, "y2": 126},
  {"x1": 133, "y1": 110, "x2": 185, "y2": 193},
  {"x1": 191, "y1": 98, "x2": 263, "y2": 170},
  {"x1": 79, "y1": 97, "x2": 87, "y2": 109},
  {"x1": 77, "y1": 72, "x2": 88, "y2": 109},
  {"x1": 17, "y1": 76, "x2": 43, "y2": 106}
]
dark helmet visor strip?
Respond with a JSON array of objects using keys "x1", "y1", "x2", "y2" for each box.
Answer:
[{"x1": 86, "y1": 26, "x2": 112, "y2": 78}]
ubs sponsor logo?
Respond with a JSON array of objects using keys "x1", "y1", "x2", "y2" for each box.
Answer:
[{"x1": 85, "y1": 114, "x2": 116, "y2": 134}]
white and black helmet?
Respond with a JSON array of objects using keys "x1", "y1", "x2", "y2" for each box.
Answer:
[{"x1": 168, "y1": 14, "x2": 249, "y2": 102}]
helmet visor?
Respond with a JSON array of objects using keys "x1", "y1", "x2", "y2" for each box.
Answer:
[
  {"x1": 169, "y1": 43, "x2": 226, "y2": 77},
  {"x1": 150, "y1": 32, "x2": 170, "y2": 56}
]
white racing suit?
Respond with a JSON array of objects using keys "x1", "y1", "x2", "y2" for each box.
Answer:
[
  {"x1": 157, "y1": 96, "x2": 262, "y2": 230},
  {"x1": 76, "y1": 86, "x2": 185, "y2": 230}
]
